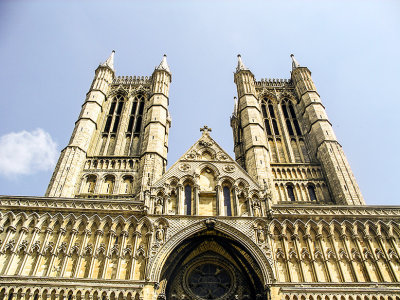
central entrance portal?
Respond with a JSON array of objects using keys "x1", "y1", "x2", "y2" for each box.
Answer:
[{"x1": 159, "y1": 231, "x2": 268, "y2": 299}]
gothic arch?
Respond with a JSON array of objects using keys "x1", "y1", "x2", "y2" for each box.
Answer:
[
  {"x1": 195, "y1": 163, "x2": 220, "y2": 178},
  {"x1": 148, "y1": 218, "x2": 275, "y2": 285}
]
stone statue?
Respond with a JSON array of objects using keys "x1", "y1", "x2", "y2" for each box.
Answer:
[
  {"x1": 156, "y1": 224, "x2": 165, "y2": 242},
  {"x1": 257, "y1": 228, "x2": 265, "y2": 243}
]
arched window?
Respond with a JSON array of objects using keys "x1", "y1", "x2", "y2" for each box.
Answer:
[
  {"x1": 281, "y1": 99, "x2": 302, "y2": 136},
  {"x1": 308, "y1": 185, "x2": 317, "y2": 201},
  {"x1": 104, "y1": 94, "x2": 125, "y2": 133},
  {"x1": 122, "y1": 176, "x2": 133, "y2": 194},
  {"x1": 102, "y1": 175, "x2": 115, "y2": 194},
  {"x1": 127, "y1": 94, "x2": 145, "y2": 135},
  {"x1": 184, "y1": 184, "x2": 192, "y2": 215},
  {"x1": 287, "y1": 185, "x2": 296, "y2": 202},
  {"x1": 85, "y1": 175, "x2": 96, "y2": 193},
  {"x1": 261, "y1": 98, "x2": 280, "y2": 136},
  {"x1": 223, "y1": 186, "x2": 232, "y2": 216}
]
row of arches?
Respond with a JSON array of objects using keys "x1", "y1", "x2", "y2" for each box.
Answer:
[
  {"x1": 0, "y1": 212, "x2": 165, "y2": 281},
  {"x1": 275, "y1": 182, "x2": 331, "y2": 203},
  {"x1": 84, "y1": 158, "x2": 138, "y2": 171},
  {"x1": 267, "y1": 219, "x2": 400, "y2": 283},
  {"x1": 283, "y1": 294, "x2": 400, "y2": 300},
  {"x1": 272, "y1": 166, "x2": 324, "y2": 180},
  {"x1": 151, "y1": 170, "x2": 267, "y2": 217},
  {"x1": 78, "y1": 173, "x2": 135, "y2": 196},
  {"x1": 0, "y1": 288, "x2": 141, "y2": 300}
]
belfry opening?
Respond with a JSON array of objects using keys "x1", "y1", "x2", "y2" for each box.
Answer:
[{"x1": 158, "y1": 228, "x2": 268, "y2": 299}]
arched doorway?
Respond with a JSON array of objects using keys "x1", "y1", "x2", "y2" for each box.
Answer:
[{"x1": 158, "y1": 230, "x2": 269, "y2": 299}]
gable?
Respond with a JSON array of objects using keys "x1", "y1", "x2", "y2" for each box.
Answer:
[{"x1": 152, "y1": 131, "x2": 261, "y2": 192}]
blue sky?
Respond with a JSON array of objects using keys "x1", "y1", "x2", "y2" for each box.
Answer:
[{"x1": 0, "y1": 0, "x2": 399, "y2": 205}]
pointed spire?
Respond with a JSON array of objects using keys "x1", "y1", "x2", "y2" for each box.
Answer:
[
  {"x1": 236, "y1": 54, "x2": 248, "y2": 72},
  {"x1": 101, "y1": 50, "x2": 115, "y2": 71},
  {"x1": 156, "y1": 54, "x2": 171, "y2": 73},
  {"x1": 290, "y1": 54, "x2": 300, "y2": 70}
]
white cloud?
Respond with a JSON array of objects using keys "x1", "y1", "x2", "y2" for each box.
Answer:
[{"x1": 0, "y1": 129, "x2": 58, "y2": 177}]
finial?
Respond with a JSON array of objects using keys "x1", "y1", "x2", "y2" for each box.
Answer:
[
  {"x1": 101, "y1": 50, "x2": 115, "y2": 71},
  {"x1": 290, "y1": 53, "x2": 300, "y2": 69},
  {"x1": 156, "y1": 54, "x2": 171, "y2": 73},
  {"x1": 200, "y1": 125, "x2": 212, "y2": 135},
  {"x1": 236, "y1": 54, "x2": 248, "y2": 72}
]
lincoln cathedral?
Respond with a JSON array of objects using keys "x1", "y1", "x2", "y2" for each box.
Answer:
[{"x1": 0, "y1": 51, "x2": 399, "y2": 300}]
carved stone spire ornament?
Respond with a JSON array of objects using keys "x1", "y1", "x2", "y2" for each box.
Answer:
[
  {"x1": 290, "y1": 53, "x2": 300, "y2": 69},
  {"x1": 101, "y1": 50, "x2": 115, "y2": 70},
  {"x1": 236, "y1": 54, "x2": 248, "y2": 72},
  {"x1": 156, "y1": 54, "x2": 171, "y2": 73}
]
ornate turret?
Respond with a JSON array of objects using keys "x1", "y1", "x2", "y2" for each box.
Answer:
[
  {"x1": 46, "y1": 51, "x2": 117, "y2": 197},
  {"x1": 290, "y1": 54, "x2": 364, "y2": 205},
  {"x1": 137, "y1": 55, "x2": 172, "y2": 196},
  {"x1": 232, "y1": 55, "x2": 274, "y2": 191}
]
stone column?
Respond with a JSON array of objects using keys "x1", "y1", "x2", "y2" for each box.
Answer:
[
  {"x1": 233, "y1": 187, "x2": 240, "y2": 216},
  {"x1": 216, "y1": 185, "x2": 223, "y2": 216},
  {"x1": 177, "y1": 184, "x2": 184, "y2": 215},
  {"x1": 130, "y1": 231, "x2": 140, "y2": 280},
  {"x1": 194, "y1": 185, "x2": 200, "y2": 216},
  {"x1": 73, "y1": 229, "x2": 91, "y2": 278},
  {"x1": 88, "y1": 229, "x2": 104, "y2": 278}
]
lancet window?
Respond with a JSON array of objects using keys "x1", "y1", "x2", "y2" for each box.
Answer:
[
  {"x1": 103, "y1": 94, "x2": 125, "y2": 134},
  {"x1": 184, "y1": 184, "x2": 192, "y2": 215},
  {"x1": 287, "y1": 184, "x2": 296, "y2": 202},
  {"x1": 261, "y1": 98, "x2": 280, "y2": 136},
  {"x1": 281, "y1": 99, "x2": 302, "y2": 136},
  {"x1": 102, "y1": 175, "x2": 115, "y2": 194},
  {"x1": 308, "y1": 184, "x2": 317, "y2": 201},
  {"x1": 121, "y1": 176, "x2": 133, "y2": 194},
  {"x1": 85, "y1": 175, "x2": 96, "y2": 194},
  {"x1": 127, "y1": 93, "x2": 145, "y2": 135},
  {"x1": 223, "y1": 186, "x2": 232, "y2": 216}
]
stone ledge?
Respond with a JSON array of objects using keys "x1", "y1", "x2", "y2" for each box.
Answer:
[{"x1": 0, "y1": 195, "x2": 144, "y2": 214}]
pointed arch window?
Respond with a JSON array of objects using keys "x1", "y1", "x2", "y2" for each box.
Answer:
[
  {"x1": 184, "y1": 184, "x2": 192, "y2": 215},
  {"x1": 223, "y1": 186, "x2": 232, "y2": 216},
  {"x1": 281, "y1": 99, "x2": 302, "y2": 136},
  {"x1": 286, "y1": 185, "x2": 296, "y2": 202},
  {"x1": 85, "y1": 175, "x2": 97, "y2": 194},
  {"x1": 104, "y1": 94, "x2": 125, "y2": 134},
  {"x1": 127, "y1": 93, "x2": 145, "y2": 135},
  {"x1": 261, "y1": 98, "x2": 280, "y2": 136},
  {"x1": 307, "y1": 185, "x2": 317, "y2": 201}
]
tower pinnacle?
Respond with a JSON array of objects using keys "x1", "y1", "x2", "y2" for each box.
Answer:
[
  {"x1": 290, "y1": 53, "x2": 300, "y2": 70},
  {"x1": 236, "y1": 54, "x2": 248, "y2": 72},
  {"x1": 101, "y1": 50, "x2": 115, "y2": 71},
  {"x1": 156, "y1": 54, "x2": 171, "y2": 73}
]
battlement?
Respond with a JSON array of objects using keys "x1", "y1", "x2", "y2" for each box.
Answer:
[
  {"x1": 255, "y1": 78, "x2": 293, "y2": 87},
  {"x1": 112, "y1": 75, "x2": 152, "y2": 85}
]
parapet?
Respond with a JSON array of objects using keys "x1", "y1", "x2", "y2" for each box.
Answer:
[
  {"x1": 112, "y1": 75, "x2": 152, "y2": 85},
  {"x1": 255, "y1": 78, "x2": 293, "y2": 88}
]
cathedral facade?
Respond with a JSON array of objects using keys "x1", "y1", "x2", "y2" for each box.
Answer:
[{"x1": 0, "y1": 52, "x2": 399, "y2": 299}]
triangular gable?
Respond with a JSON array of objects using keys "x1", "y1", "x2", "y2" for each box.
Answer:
[{"x1": 152, "y1": 130, "x2": 261, "y2": 191}]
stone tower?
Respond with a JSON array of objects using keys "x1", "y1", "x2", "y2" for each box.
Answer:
[
  {"x1": 45, "y1": 51, "x2": 171, "y2": 199},
  {"x1": 231, "y1": 54, "x2": 364, "y2": 205}
]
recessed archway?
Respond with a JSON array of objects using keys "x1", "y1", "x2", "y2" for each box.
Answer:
[{"x1": 151, "y1": 219, "x2": 273, "y2": 299}]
